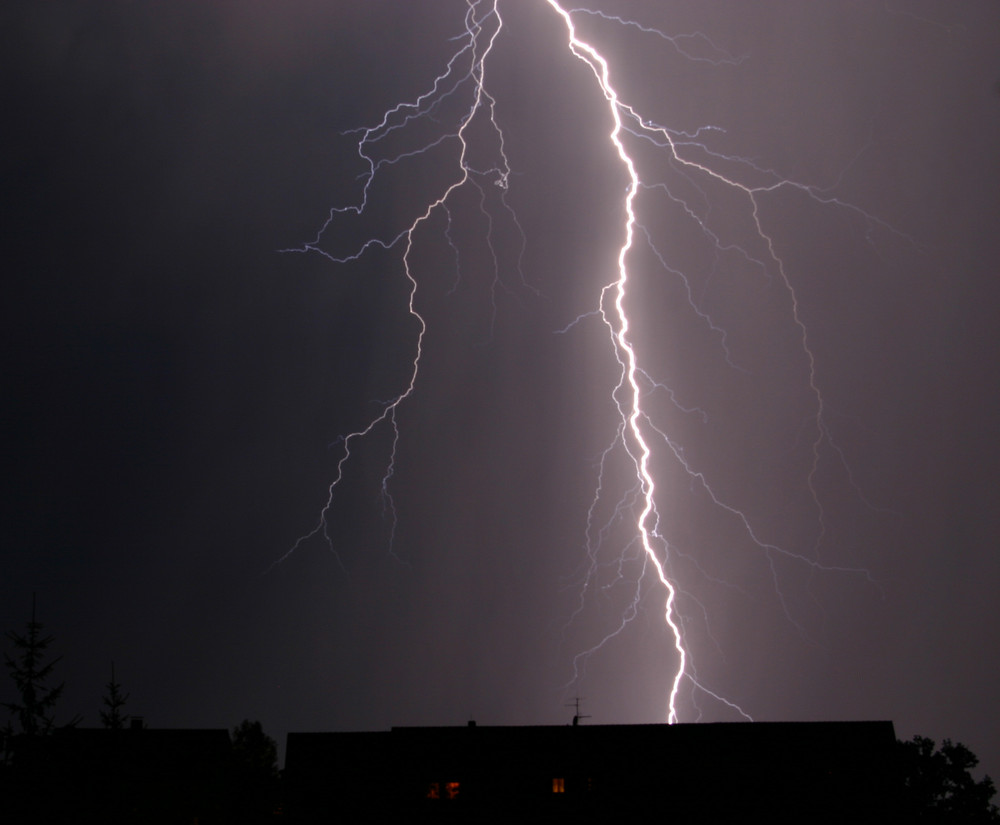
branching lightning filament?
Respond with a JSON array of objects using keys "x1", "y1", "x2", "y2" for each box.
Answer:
[{"x1": 280, "y1": 1, "x2": 893, "y2": 726}]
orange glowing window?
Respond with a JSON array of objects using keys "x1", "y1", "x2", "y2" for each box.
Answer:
[
  {"x1": 552, "y1": 777, "x2": 565, "y2": 793},
  {"x1": 426, "y1": 782, "x2": 440, "y2": 799},
  {"x1": 444, "y1": 781, "x2": 460, "y2": 799}
]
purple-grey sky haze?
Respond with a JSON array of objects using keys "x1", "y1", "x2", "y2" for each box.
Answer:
[{"x1": 3, "y1": 0, "x2": 999, "y2": 778}]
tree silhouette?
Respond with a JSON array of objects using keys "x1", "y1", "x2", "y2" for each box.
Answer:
[
  {"x1": 0, "y1": 596, "x2": 79, "y2": 821},
  {"x1": 3, "y1": 595, "x2": 65, "y2": 737},
  {"x1": 99, "y1": 662, "x2": 129, "y2": 730},
  {"x1": 232, "y1": 719, "x2": 280, "y2": 822},
  {"x1": 233, "y1": 719, "x2": 278, "y2": 777},
  {"x1": 899, "y1": 735, "x2": 1000, "y2": 823}
]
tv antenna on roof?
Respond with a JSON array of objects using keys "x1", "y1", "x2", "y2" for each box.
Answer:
[{"x1": 567, "y1": 696, "x2": 591, "y2": 726}]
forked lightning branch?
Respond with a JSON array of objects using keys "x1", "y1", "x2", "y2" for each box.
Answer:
[{"x1": 280, "y1": 1, "x2": 887, "y2": 724}]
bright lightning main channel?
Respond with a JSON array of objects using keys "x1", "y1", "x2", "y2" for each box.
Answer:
[{"x1": 280, "y1": 0, "x2": 886, "y2": 725}]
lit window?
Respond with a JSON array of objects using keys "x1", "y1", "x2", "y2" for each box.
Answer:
[
  {"x1": 428, "y1": 780, "x2": 460, "y2": 799},
  {"x1": 552, "y1": 777, "x2": 565, "y2": 793}
]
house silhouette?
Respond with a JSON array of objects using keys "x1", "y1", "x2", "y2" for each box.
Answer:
[{"x1": 284, "y1": 719, "x2": 898, "y2": 823}]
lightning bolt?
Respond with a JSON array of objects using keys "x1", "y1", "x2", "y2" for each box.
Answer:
[
  {"x1": 546, "y1": 3, "x2": 896, "y2": 723},
  {"x1": 280, "y1": 2, "x2": 896, "y2": 725},
  {"x1": 545, "y1": 0, "x2": 695, "y2": 723},
  {"x1": 272, "y1": 0, "x2": 513, "y2": 569}
]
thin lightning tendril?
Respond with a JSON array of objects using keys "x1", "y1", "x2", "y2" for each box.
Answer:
[
  {"x1": 280, "y1": 1, "x2": 896, "y2": 725},
  {"x1": 272, "y1": 1, "x2": 509, "y2": 569}
]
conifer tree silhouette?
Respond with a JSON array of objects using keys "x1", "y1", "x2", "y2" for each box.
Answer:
[
  {"x1": 99, "y1": 662, "x2": 129, "y2": 730},
  {"x1": 3, "y1": 595, "x2": 65, "y2": 736}
]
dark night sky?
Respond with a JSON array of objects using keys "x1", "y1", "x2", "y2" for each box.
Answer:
[{"x1": 3, "y1": 1, "x2": 999, "y2": 776}]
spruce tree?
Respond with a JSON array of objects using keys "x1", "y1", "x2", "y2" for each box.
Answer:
[
  {"x1": 99, "y1": 662, "x2": 129, "y2": 729},
  {"x1": 3, "y1": 595, "x2": 64, "y2": 737}
]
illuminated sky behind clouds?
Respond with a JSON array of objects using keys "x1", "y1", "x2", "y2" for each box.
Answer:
[{"x1": 2, "y1": 0, "x2": 999, "y2": 775}]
